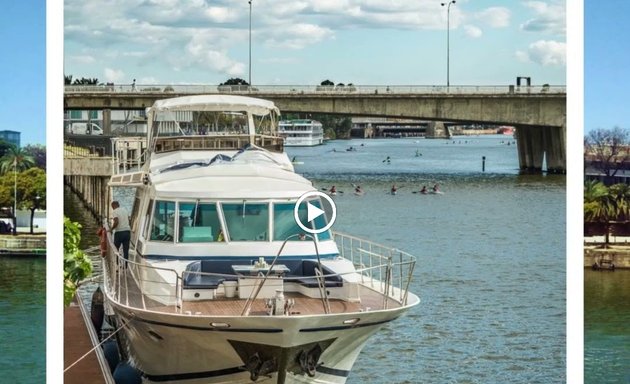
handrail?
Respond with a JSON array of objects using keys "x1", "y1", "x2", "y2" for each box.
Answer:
[
  {"x1": 65, "y1": 84, "x2": 566, "y2": 95},
  {"x1": 102, "y1": 229, "x2": 416, "y2": 313}
]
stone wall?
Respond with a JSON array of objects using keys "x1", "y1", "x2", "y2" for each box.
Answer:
[{"x1": 584, "y1": 247, "x2": 630, "y2": 269}]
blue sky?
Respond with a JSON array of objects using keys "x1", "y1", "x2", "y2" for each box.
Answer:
[
  {"x1": 0, "y1": 2, "x2": 46, "y2": 146},
  {"x1": 64, "y1": 0, "x2": 566, "y2": 87},
  {"x1": 584, "y1": 0, "x2": 629, "y2": 132}
]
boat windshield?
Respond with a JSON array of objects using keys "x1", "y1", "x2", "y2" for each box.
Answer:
[
  {"x1": 221, "y1": 203, "x2": 270, "y2": 241},
  {"x1": 178, "y1": 202, "x2": 222, "y2": 242},
  {"x1": 146, "y1": 199, "x2": 332, "y2": 243}
]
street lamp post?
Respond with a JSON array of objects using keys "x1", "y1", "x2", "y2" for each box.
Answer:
[
  {"x1": 30, "y1": 194, "x2": 41, "y2": 235},
  {"x1": 12, "y1": 160, "x2": 16, "y2": 236},
  {"x1": 248, "y1": 0, "x2": 252, "y2": 87},
  {"x1": 441, "y1": 1, "x2": 456, "y2": 88}
]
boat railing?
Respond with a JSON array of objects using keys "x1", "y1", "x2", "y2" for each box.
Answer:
[
  {"x1": 103, "y1": 231, "x2": 416, "y2": 313},
  {"x1": 102, "y1": 240, "x2": 182, "y2": 311},
  {"x1": 333, "y1": 231, "x2": 416, "y2": 305},
  {"x1": 152, "y1": 134, "x2": 284, "y2": 154}
]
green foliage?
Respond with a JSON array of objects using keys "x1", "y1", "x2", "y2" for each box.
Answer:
[
  {"x1": 220, "y1": 78, "x2": 249, "y2": 85},
  {"x1": 0, "y1": 146, "x2": 35, "y2": 175},
  {"x1": 0, "y1": 139, "x2": 14, "y2": 158},
  {"x1": 0, "y1": 168, "x2": 46, "y2": 211},
  {"x1": 23, "y1": 144, "x2": 46, "y2": 170},
  {"x1": 64, "y1": 217, "x2": 93, "y2": 306},
  {"x1": 584, "y1": 180, "x2": 630, "y2": 244}
]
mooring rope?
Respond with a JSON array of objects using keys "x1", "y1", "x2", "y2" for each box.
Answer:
[{"x1": 63, "y1": 315, "x2": 132, "y2": 373}]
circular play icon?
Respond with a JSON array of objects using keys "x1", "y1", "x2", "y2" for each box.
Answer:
[{"x1": 294, "y1": 191, "x2": 337, "y2": 234}]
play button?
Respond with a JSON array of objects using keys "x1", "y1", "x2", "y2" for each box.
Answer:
[
  {"x1": 294, "y1": 191, "x2": 337, "y2": 234},
  {"x1": 307, "y1": 202, "x2": 325, "y2": 223}
]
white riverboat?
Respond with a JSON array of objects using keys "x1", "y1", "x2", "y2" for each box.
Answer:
[
  {"x1": 278, "y1": 119, "x2": 324, "y2": 146},
  {"x1": 103, "y1": 95, "x2": 419, "y2": 383}
]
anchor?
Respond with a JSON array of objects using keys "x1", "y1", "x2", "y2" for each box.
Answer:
[
  {"x1": 297, "y1": 344, "x2": 323, "y2": 377},
  {"x1": 244, "y1": 352, "x2": 277, "y2": 382}
]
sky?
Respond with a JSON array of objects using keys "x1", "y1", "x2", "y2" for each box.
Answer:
[
  {"x1": 64, "y1": 0, "x2": 566, "y2": 88},
  {"x1": 0, "y1": 2, "x2": 46, "y2": 146},
  {"x1": 584, "y1": 0, "x2": 630, "y2": 132}
]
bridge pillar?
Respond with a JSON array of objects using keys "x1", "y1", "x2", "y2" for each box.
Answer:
[
  {"x1": 515, "y1": 126, "x2": 565, "y2": 174},
  {"x1": 426, "y1": 121, "x2": 449, "y2": 139},
  {"x1": 103, "y1": 109, "x2": 112, "y2": 135},
  {"x1": 543, "y1": 125, "x2": 566, "y2": 174}
]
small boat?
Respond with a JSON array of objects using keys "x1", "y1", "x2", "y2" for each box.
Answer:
[{"x1": 102, "y1": 95, "x2": 419, "y2": 383}]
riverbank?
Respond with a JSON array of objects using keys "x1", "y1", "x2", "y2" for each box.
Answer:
[
  {"x1": 584, "y1": 241, "x2": 630, "y2": 269},
  {"x1": 0, "y1": 230, "x2": 46, "y2": 256}
]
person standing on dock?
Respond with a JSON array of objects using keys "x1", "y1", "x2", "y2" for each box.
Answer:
[{"x1": 109, "y1": 201, "x2": 131, "y2": 267}]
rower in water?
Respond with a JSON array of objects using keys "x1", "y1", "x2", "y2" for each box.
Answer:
[
  {"x1": 420, "y1": 186, "x2": 428, "y2": 194},
  {"x1": 383, "y1": 156, "x2": 391, "y2": 164},
  {"x1": 329, "y1": 185, "x2": 337, "y2": 195},
  {"x1": 432, "y1": 184, "x2": 440, "y2": 193},
  {"x1": 354, "y1": 185, "x2": 364, "y2": 195},
  {"x1": 391, "y1": 184, "x2": 398, "y2": 195}
]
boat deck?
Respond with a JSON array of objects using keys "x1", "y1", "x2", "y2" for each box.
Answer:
[{"x1": 111, "y1": 269, "x2": 402, "y2": 317}]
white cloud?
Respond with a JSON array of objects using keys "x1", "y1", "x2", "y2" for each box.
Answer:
[
  {"x1": 474, "y1": 7, "x2": 510, "y2": 28},
  {"x1": 516, "y1": 40, "x2": 565, "y2": 66},
  {"x1": 521, "y1": 1, "x2": 565, "y2": 35},
  {"x1": 464, "y1": 25, "x2": 483, "y2": 38},
  {"x1": 265, "y1": 23, "x2": 334, "y2": 49},
  {"x1": 104, "y1": 68, "x2": 125, "y2": 83},
  {"x1": 205, "y1": 7, "x2": 240, "y2": 23},
  {"x1": 69, "y1": 55, "x2": 96, "y2": 64}
]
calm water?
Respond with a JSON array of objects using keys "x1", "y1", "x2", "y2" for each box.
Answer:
[
  {"x1": 0, "y1": 256, "x2": 46, "y2": 383},
  {"x1": 66, "y1": 136, "x2": 566, "y2": 383},
  {"x1": 584, "y1": 269, "x2": 630, "y2": 384}
]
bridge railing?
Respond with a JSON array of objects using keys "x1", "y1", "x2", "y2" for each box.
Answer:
[{"x1": 64, "y1": 84, "x2": 566, "y2": 95}]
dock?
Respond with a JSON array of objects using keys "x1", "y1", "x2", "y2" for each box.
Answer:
[{"x1": 64, "y1": 295, "x2": 113, "y2": 384}]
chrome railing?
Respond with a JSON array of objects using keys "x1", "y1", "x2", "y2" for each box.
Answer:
[
  {"x1": 102, "y1": 230, "x2": 417, "y2": 314},
  {"x1": 333, "y1": 232, "x2": 416, "y2": 305}
]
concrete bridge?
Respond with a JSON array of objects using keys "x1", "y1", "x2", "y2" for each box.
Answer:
[{"x1": 64, "y1": 84, "x2": 566, "y2": 173}]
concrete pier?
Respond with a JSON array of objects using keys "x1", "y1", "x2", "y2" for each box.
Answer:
[
  {"x1": 515, "y1": 125, "x2": 566, "y2": 173},
  {"x1": 64, "y1": 155, "x2": 112, "y2": 221}
]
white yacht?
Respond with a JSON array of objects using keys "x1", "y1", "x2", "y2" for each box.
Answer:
[
  {"x1": 104, "y1": 95, "x2": 419, "y2": 383},
  {"x1": 278, "y1": 119, "x2": 324, "y2": 146}
]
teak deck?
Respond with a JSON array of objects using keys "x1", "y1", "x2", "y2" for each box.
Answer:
[{"x1": 113, "y1": 271, "x2": 402, "y2": 317}]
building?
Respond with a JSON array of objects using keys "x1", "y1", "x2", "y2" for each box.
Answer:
[{"x1": 0, "y1": 130, "x2": 21, "y2": 147}]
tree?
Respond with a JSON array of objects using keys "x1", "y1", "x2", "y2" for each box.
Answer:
[
  {"x1": 320, "y1": 80, "x2": 334, "y2": 86},
  {"x1": 584, "y1": 127, "x2": 630, "y2": 185},
  {"x1": 220, "y1": 78, "x2": 249, "y2": 85},
  {"x1": 0, "y1": 146, "x2": 35, "y2": 175},
  {"x1": 64, "y1": 217, "x2": 93, "y2": 306},
  {"x1": 584, "y1": 181, "x2": 630, "y2": 246},
  {"x1": 16, "y1": 168, "x2": 46, "y2": 234},
  {"x1": 0, "y1": 139, "x2": 14, "y2": 159},
  {"x1": 23, "y1": 144, "x2": 46, "y2": 170}
]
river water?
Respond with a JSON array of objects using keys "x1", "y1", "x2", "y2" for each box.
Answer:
[
  {"x1": 0, "y1": 256, "x2": 46, "y2": 383},
  {"x1": 65, "y1": 135, "x2": 567, "y2": 383},
  {"x1": 584, "y1": 269, "x2": 630, "y2": 384}
]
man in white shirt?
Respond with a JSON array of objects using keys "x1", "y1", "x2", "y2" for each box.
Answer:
[{"x1": 109, "y1": 200, "x2": 131, "y2": 266}]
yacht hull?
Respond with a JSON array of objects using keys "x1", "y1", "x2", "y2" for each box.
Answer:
[{"x1": 108, "y1": 299, "x2": 414, "y2": 384}]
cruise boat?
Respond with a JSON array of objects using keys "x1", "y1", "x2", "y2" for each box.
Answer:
[
  {"x1": 103, "y1": 95, "x2": 419, "y2": 383},
  {"x1": 278, "y1": 119, "x2": 324, "y2": 146}
]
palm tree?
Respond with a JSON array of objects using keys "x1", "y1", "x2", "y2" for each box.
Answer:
[
  {"x1": 584, "y1": 181, "x2": 613, "y2": 245},
  {"x1": 585, "y1": 181, "x2": 630, "y2": 246},
  {"x1": 0, "y1": 146, "x2": 35, "y2": 175}
]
